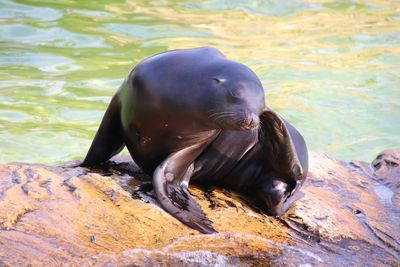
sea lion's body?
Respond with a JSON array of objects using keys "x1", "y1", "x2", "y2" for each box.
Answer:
[{"x1": 83, "y1": 47, "x2": 308, "y2": 233}]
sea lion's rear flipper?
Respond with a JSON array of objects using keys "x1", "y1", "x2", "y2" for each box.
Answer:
[
  {"x1": 258, "y1": 109, "x2": 308, "y2": 215},
  {"x1": 81, "y1": 94, "x2": 125, "y2": 166},
  {"x1": 153, "y1": 143, "x2": 217, "y2": 234}
]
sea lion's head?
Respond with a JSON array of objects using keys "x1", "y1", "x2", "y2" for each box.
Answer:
[
  {"x1": 206, "y1": 61, "x2": 265, "y2": 131},
  {"x1": 257, "y1": 171, "x2": 306, "y2": 217}
]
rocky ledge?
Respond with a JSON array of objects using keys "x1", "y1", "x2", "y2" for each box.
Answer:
[{"x1": 0, "y1": 150, "x2": 399, "y2": 266}]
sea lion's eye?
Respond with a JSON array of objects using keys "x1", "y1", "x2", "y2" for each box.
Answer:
[{"x1": 212, "y1": 77, "x2": 222, "y2": 84}]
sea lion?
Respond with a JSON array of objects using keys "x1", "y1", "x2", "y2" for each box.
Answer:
[{"x1": 82, "y1": 47, "x2": 308, "y2": 234}]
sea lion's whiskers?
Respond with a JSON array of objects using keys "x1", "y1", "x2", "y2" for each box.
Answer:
[
  {"x1": 208, "y1": 112, "x2": 239, "y2": 125},
  {"x1": 208, "y1": 111, "x2": 238, "y2": 120},
  {"x1": 214, "y1": 114, "x2": 235, "y2": 125}
]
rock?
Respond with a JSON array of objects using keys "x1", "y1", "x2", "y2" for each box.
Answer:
[{"x1": 0, "y1": 150, "x2": 399, "y2": 266}]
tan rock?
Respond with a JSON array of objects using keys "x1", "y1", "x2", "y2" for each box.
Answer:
[{"x1": 0, "y1": 150, "x2": 399, "y2": 266}]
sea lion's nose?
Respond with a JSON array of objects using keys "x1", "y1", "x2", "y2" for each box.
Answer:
[{"x1": 238, "y1": 111, "x2": 260, "y2": 130}]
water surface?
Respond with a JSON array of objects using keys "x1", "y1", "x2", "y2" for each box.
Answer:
[{"x1": 0, "y1": 0, "x2": 399, "y2": 164}]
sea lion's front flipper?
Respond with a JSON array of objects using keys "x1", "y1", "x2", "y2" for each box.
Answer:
[
  {"x1": 153, "y1": 143, "x2": 217, "y2": 234},
  {"x1": 81, "y1": 93, "x2": 125, "y2": 166},
  {"x1": 259, "y1": 109, "x2": 305, "y2": 176},
  {"x1": 258, "y1": 109, "x2": 308, "y2": 216}
]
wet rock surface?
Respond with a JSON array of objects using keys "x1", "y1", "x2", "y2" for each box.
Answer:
[{"x1": 0, "y1": 150, "x2": 399, "y2": 266}]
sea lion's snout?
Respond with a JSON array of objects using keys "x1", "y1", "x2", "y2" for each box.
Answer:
[
  {"x1": 208, "y1": 109, "x2": 260, "y2": 131},
  {"x1": 239, "y1": 112, "x2": 260, "y2": 130},
  {"x1": 227, "y1": 110, "x2": 260, "y2": 131}
]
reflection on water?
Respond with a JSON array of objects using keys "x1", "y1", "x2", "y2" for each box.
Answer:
[{"x1": 0, "y1": 0, "x2": 399, "y2": 164}]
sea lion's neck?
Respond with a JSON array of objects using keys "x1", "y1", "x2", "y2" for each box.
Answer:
[{"x1": 170, "y1": 129, "x2": 221, "y2": 152}]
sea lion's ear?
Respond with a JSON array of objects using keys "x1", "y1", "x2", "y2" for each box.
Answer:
[{"x1": 258, "y1": 110, "x2": 302, "y2": 177}]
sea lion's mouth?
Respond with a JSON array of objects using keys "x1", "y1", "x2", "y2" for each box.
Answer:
[
  {"x1": 238, "y1": 112, "x2": 260, "y2": 130},
  {"x1": 227, "y1": 110, "x2": 260, "y2": 131},
  {"x1": 208, "y1": 110, "x2": 260, "y2": 131}
]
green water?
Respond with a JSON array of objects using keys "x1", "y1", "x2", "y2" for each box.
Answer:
[{"x1": 0, "y1": 0, "x2": 399, "y2": 164}]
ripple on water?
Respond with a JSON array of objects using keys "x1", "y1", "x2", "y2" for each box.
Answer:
[
  {"x1": 0, "y1": 24, "x2": 109, "y2": 48},
  {"x1": 71, "y1": 78, "x2": 123, "y2": 91},
  {"x1": 0, "y1": 0, "x2": 63, "y2": 22},
  {"x1": 0, "y1": 51, "x2": 82, "y2": 72},
  {"x1": 67, "y1": 9, "x2": 111, "y2": 18},
  {"x1": 58, "y1": 108, "x2": 104, "y2": 123},
  {"x1": 0, "y1": 0, "x2": 399, "y2": 163},
  {"x1": 105, "y1": 23, "x2": 212, "y2": 40},
  {"x1": 183, "y1": 0, "x2": 321, "y2": 16},
  {"x1": 0, "y1": 110, "x2": 30, "y2": 123},
  {"x1": 352, "y1": 32, "x2": 400, "y2": 51}
]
